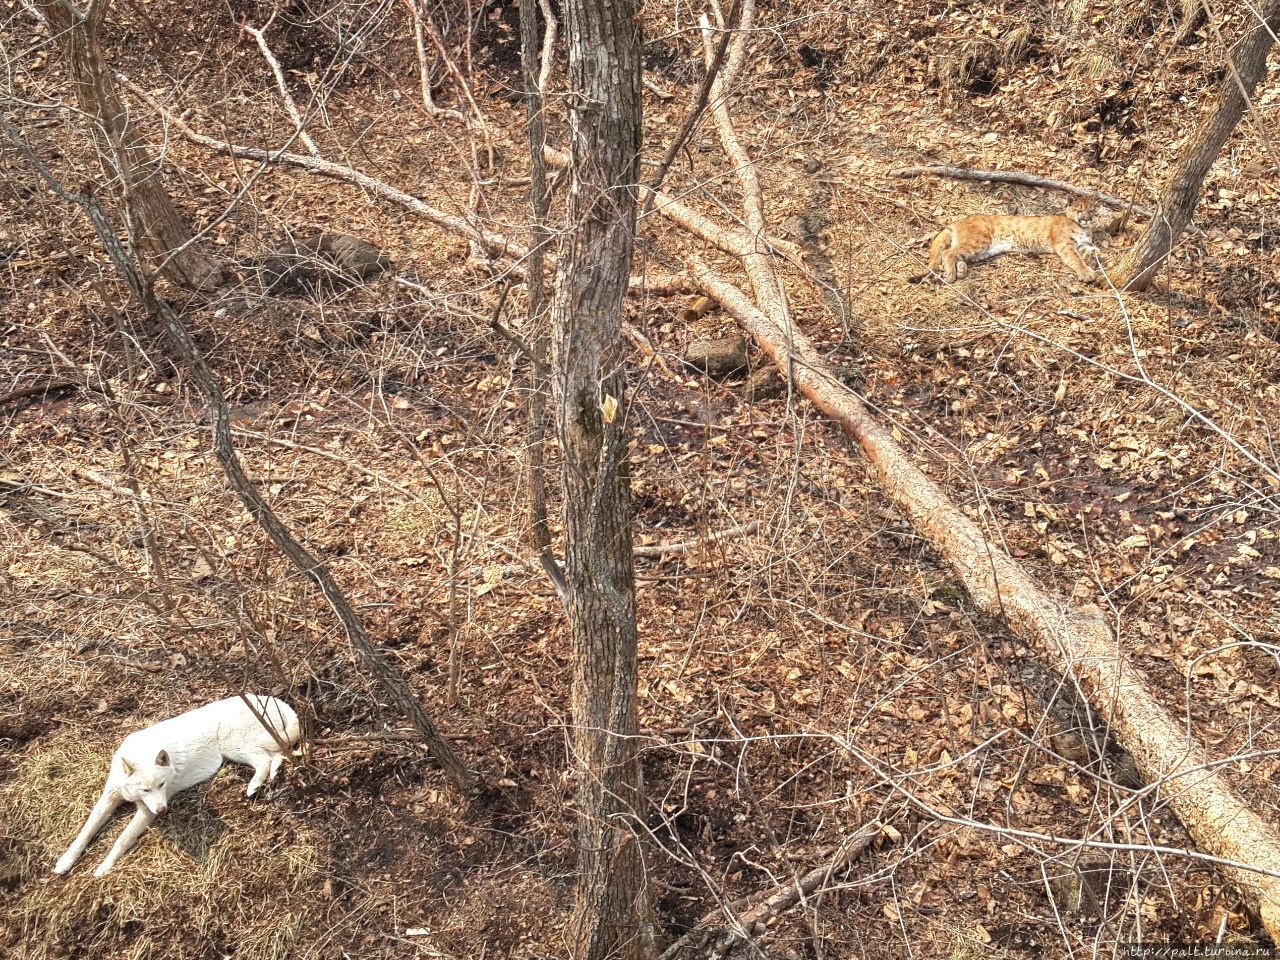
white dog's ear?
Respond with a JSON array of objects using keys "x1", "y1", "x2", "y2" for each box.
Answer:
[
  {"x1": 155, "y1": 749, "x2": 170, "y2": 767},
  {"x1": 122, "y1": 758, "x2": 135, "y2": 776}
]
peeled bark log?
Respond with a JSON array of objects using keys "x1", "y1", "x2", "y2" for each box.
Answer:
[
  {"x1": 691, "y1": 256, "x2": 1280, "y2": 937},
  {"x1": 1115, "y1": 0, "x2": 1280, "y2": 290},
  {"x1": 672, "y1": 14, "x2": 1280, "y2": 929}
]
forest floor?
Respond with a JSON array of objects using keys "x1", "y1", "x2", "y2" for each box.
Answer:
[{"x1": 2, "y1": 2, "x2": 1280, "y2": 958}]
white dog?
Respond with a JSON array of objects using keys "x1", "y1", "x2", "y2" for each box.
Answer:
[{"x1": 53, "y1": 694, "x2": 300, "y2": 877}]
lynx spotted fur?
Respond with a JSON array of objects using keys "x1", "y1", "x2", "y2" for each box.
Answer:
[{"x1": 921, "y1": 197, "x2": 1100, "y2": 283}]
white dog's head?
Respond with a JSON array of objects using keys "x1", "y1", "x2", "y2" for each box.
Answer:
[{"x1": 120, "y1": 750, "x2": 173, "y2": 815}]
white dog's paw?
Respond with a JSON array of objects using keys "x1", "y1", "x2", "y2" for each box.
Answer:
[
  {"x1": 92, "y1": 861, "x2": 113, "y2": 878},
  {"x1": 52, "y1": 859, "x2": 72, "y2": 875}
]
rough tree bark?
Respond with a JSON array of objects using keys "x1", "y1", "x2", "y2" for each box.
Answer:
[
  {"x1": 1116, "y1": 0, "x2": 1280, "y2": 290},
  {"x1": 1173, "y1": 0, "x2": 1208, "y2": 46},
  {"x1": 552, "y1": 0, "x2": 654, "y2": 957},
  {"x1": 36, "y1": 0, "x2": 225, "y2": 290}
]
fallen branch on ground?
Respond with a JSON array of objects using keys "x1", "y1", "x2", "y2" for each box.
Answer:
[
  {"x1": 633, "y1": 520, "x2": 760, "y2": 558},
  {"x1": 894, "y1": 164, "x2": 1157, "y2": 218},
  {"x1": 545, "y1": 144, "x2": 803, "y2": 266},
  {"x1": 712, "y1": 825, "x2": 879, "y2": 958},
  {"x1": 640, "y1": 0, "x2": 741, "y2": 218},
  {"x1": 0, "y1": 380, "x2": 77, "y2": 409},
  {"x1": 690, "y1": 253, "x2": 1280, "y2": 937},
  {"x1": 119, "y1": 77, "x2": 690, "y2": 295},
  {"x1": 228, "y1": 428, "x2": 423, "y2": 502},
  {"x1": 243, "y1": 15, "x2": 322, "y2": 158},
  {"x1": 659, "y1": 822, "x2": 881, "y2": 960}
]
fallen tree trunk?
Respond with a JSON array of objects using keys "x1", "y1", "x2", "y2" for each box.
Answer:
[
  {"x1": 673, "y1": 16, "x2": 1280, "y2": 932},
  {"x1": 689, "y1": 254, "x2": 1280, "y2": 935}
]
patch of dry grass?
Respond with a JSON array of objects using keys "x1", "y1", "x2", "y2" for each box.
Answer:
[{"x1": 0, "y1": 730, "x2": 325, "y2": 960}]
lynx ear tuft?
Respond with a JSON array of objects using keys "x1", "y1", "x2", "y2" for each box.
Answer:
[{"x1": 156, "y1": 749, "x2": 170, "y2": 767}]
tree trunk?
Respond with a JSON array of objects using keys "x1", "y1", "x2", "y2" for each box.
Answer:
[
  {"x1": 552, "y1": 0, "x2": 654, "y2": 957},
  {"x1": 1172, "y1": 0, "x2": 1207, "y2": 46},
  {"x1": 1116, "y1": 0, "x2": 1280, "y2": 290},
  {"x1": 38, "y1": 0, "x2": 225, "y2": 290}
]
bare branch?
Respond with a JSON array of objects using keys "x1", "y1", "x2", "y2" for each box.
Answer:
[
  {"x1": 1, "y1": 114, "x2": 475, "y2": 794},
  {"x1": 242, "y1": 16, "x2": 323, "y2": 158},
  {"x1": 894, "y1": 164, "x2": 1160, "y2": 219},
  {"x1": 632, "y1": 520, "x2": 759, "y2": 558}
]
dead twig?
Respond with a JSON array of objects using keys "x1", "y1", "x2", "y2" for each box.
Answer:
[
  {"x1": 0, "y1": 476, "x2": 69, "y2": 499},
  {"x1": 228, "y1": 428, "x2": 423, "y2": 501},
  {"x1": 894, "y1": 164, "x2": 1159, "y2": 218},
  {"x1": 118, "y1": 77, "x2": 691, "y2": 296},
  {"x1": 485, "y1": 278, "x2": 535, "y2": 359},
  {"x1": 242, "y1": 14, "x2": 322, "y2": 158},
  {"x1": 659, "y1": 824, "x2": 881, "y2": 960},
  {"x1": 409, "y1": 0, "x2": 494, "y2": 169},
  {"x1": 118, "y1": 74, "x2": 518, "y2": 261},
  {"x1": 0, "y1": 380, "x2": 77, "y2": 409},
  {"x1": 640, "y1": 0, "x2": 742, "y2": 219},
  {"x1": 404, "y1": 0, "x2": 468, "y2": 123},
  {"x1": 535, "y1": 0, "x2": 558, "y2": 93},
  {"x1": 1202, "y1": 0, "x2": 1280, "y2": 176},
  {"x1": 633, "y1": 520, "x2": 760, "y2": 558}
]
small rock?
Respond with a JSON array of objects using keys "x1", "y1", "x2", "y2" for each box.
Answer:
[
  {"x1": 684, "y1": 335, "x2": 748, "y2": 379},
  {"x1": 741, "y1": 365, "x2": 785, "y2": 401}
]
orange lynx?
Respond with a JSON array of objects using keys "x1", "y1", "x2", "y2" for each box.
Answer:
[{"x1": 920, "y1": 197, "x2": 1100, "y2": 283}]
